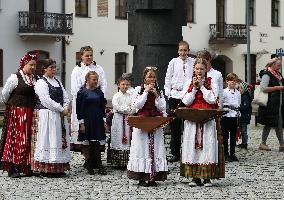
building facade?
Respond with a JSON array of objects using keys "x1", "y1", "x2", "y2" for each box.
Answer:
[{"x1": 0, "y1": 0, "x2": 72, "y2": 91}]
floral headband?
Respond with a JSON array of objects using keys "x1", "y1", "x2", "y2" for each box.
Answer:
[{"x1": 19, "y1": 53, "x2": 38, "y2": 70}]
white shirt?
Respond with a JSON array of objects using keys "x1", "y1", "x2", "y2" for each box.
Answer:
[
  {"x1": 164, "y1": 57, "x2": 195, "y2": 99},
  {"x1": 222, "y1": 88, "x2": 241, "y2": 117},
  {"x1": 35, "y1": 76, "x2": 70, "y2": 112},
  {"x1": 112, "y1": 90, "x2": 134, "y2": 115},
  {"x1": 207, "y1": 67, "x2": 223, "y2": 105},
  {"x1": 1, "y1": 70, "x2": 37, "y2": 103},
  {"x1": 70, "y1": 62, "x2": 107, "y2": 97}
]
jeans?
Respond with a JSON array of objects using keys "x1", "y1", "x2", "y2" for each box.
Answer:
[{"x1": 239, "y1": 123, "x2": 248, "y2": 145}]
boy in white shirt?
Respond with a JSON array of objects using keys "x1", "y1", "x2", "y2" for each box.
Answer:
[
  {"x1": 164, "y1": 41, "x2": 195, "y2": 162},
  {"x1": 221, "y1": 73, "x2": 241, "y2": 162}
]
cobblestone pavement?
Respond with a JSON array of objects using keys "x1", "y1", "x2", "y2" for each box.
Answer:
[{"x1": 1, "y1": 118, "x2": 284, "y2": 200}]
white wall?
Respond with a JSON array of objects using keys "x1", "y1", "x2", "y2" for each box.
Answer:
[
  {"x1": 0, "y1": 0, "x2": 63, "y2": 89},
  {"x1": 65, "y1": 0, "x2": 133, "y2": 99}
]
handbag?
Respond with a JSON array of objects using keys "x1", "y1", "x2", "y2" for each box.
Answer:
[{"x1": 252, "y1": 85, "x2": 268, "y2": 106}]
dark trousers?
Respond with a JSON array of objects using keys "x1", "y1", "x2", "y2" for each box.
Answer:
[
  {"x1": 168, "y1": 97, "x2": 184, "y2": 157},
  {"x1": 221, "y1": 117, "x2": 238, "y2": 156},
  {"x1": 89, "y1": 141, "x2": 102, "y2": 169}
]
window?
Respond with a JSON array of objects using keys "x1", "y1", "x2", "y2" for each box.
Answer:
[
  {"x1": 97, "y1": 0, "x2": 108, "y2": 17},
  {"x1": 28, "y1": 50, "x2": 49, "y2": 77},
  {"x1": 249, "y1": 0, "x2": 255, "y2": 25},
  {"x1": 185, "y1": 0, "x2": 194, "y2": 23},
  {"x1": 29, "y1": 0, "x2": 44, "y2": 12},
  {"x1": 0, "y1": 49, "x2": 3, "y2": 87},
  {"x1": 76, "y1": 0, "x2": 88, "y2": 17},
  {"x1": 115, "y1": 52, "x2": 127, "y2": 82},
  {"x1": 115, "y1": 0, "x2": 127, "y2": 19},
  {"x1": 271, "y1": 0, "x2": 280, "y2": 26},
  {"x1": 76, "y1": 52, "x2": 81, "y2": 65}
]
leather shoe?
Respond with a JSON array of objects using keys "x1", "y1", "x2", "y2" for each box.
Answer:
[{"x1": 168, "y1": 155, "x2": 180, "y2": 163}]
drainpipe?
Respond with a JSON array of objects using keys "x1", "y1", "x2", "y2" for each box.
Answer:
[
  {"x1": 246, "y1": 0, "x2": 251, "y2": 84},
  {"x1": 61, "y1": 0, "x2": 66, "y2": 87}
]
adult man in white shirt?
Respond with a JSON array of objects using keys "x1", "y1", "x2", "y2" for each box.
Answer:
[{"x1": 164, "y1": 41, "x2": 195, "y2": 162}]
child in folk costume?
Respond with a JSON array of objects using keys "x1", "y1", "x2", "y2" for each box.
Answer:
[
  {"x1": 221, "y1": 73, "x2": 241, "y2": 162},
  {"x1": 127, "y1": 67, "x2": 168, "y2": 187},
  {"x1": 180, "y1": 58, "x2": 219, "y2": 187},
  {"x1": 76, "y1": 71, "x2": 107, "y2": 175},
  {"x1": 70, "y1": 46, "x2": 107, "y2": 158},
  {"x1": 32, "y1": 59, "x2": 71, "y2": 177},
  {"x1": 108, "y1": 77, "x2": 133, "y2": 167}
]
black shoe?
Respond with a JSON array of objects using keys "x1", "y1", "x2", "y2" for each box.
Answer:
[
  {"x1": 83, "y1": 161, "x2": 89, "y2": 169},
  {"x1": 138, "y1": 180, "x2": 148, "y2": 187},
  {"x1": 229, "y1": 154, "x2": 239, "y2": 162},
  {"x1": 168, "y1": 155, "x2": 180, "y2": 163},
  {"x1": 147, "y1": 181, "x2": 158, "y2": 187},
  {"x1": 8, "y1": 165, "x2": 21, "y2": 178},
  {"x1": 98, "y1": 167, "x2": 107, "y2": 175},
  {"x1": 225, "y1": 155, "x2": 229, "y2": 162},
  {"x1": 242, "y1": 144, "x2": 248, "y2": 150}
]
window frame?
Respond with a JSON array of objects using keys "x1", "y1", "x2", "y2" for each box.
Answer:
[
  {"x1": 75, "y1": 0, "x2": 89, "y2": 17},
  {"x1": 271, "y1": 0, "x2": 280, "y2": 26},
  {"x1": 115, "y1": 0, "x2": 127, "y2": 19},
  {"x1": 249, "y1": 0, "x2": 255, "y2": 25},
  {"x1": 185, "y1": 0, "x2": 194, "y2": 23},
  {"x1": 115, "y1": 52, "x2": 128, "y2": 82}
]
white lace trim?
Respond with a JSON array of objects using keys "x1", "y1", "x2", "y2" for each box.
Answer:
[{"x1": 33, "y1": 147, "x2": 71, "y2": 163}]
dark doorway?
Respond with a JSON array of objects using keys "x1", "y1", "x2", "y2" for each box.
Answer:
[
  {"x1": 212, "y1": 56, "x2": 226, "y2": 80},
  {"x1": 29, "y1": 0, "x2": 44, "y2": 31}
]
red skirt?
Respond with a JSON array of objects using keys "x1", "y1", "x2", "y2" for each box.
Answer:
[{"x1": 1, "y1": 105, "x2": 33, "y2": 174}]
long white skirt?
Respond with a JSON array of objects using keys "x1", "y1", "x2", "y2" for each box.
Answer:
[
  {"x1": 110, "y1": 113, "x2": 131, "y2": 150},
  {"x1": 182, "y1": 120, "x2": 218, "y2": 164},
  {"x1": 127, "y1": 127, "x2": 168, "y2": 173},
  {"x1": 33, "y1": 109, "x2": 71, "y2": 163}
]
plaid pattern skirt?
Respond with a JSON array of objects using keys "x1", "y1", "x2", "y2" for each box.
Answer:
[{"x1": 107, "y1": 148, "x2": 129, "y2": 167}]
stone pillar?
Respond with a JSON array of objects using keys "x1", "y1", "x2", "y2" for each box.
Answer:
[{"x1": 126, "y1": 0, "x2": 186, "y2": 87}]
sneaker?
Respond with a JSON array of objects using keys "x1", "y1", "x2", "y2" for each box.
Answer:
[
  {"x1": 259, "y1": 143, "x2": 271, "y2": 151},
  {"x1": 188, "y1": 180, "x2": 197, "y2": 187},
  {"x1": 189, "y1": 178, "x2": 203, "y2": 187},
  {"x1": 203, "y1": 179, "x2": 213, "y2": 187},
  {"x1": 229, "y1": 154, "x2": 239, "y2": 162},
  {"x1": 279, "y1": 144, "x2": 284, "y2": 152}
]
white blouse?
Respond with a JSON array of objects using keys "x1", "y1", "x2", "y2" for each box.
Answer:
[
  {"x1": 132, "y1": 86, "x2": 166, "y2": 115},
  {"x1": 222, "y1": 88, "x2": 241, "y2": 117},
  {"x1": 1, "y1": 70, "x2": 37, "y2": 103},
  {"x1": 112, "y1": 91, "x2": 134, "y2": 115},
  {"x1": 207, "y1": 68, "x2": 224, "y2": 103},
  {"x1": 164, "y1": 56, "x2": 195, "y2": 99},
  {"x1": 70, "y1": 62, "x2": 107, "y2": 97},
  {"x1": 182, "y1": 78, "x2": 218, "y2": 106},
  {"x1": 35, "y1": 76, "x2": 70, "y2": 112}
]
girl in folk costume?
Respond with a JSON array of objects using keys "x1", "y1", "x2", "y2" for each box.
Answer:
[
  {"x1": 32, "y1": 59, "x2": 71, "y2": 177},
  {"x1": 127, "y1": 67, "x2": 168, "y2": 187},
  {"x1": 108, "y1": 77, "x2": 133, "y2": 167},
  {"x1": 70, "y1": 46, "x2": 107, "y2": 164},
  {"x1": 76, "y1": 71, "x2": 107, "y2": 175},
  {"x1": 180, "y1": 58, "x2": 219, "y2": 187},
  {"x1": 0, "y1": 53, "x2": 38, "y2": 178}
]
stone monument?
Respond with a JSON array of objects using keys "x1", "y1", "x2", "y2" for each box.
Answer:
[{"x1": 125, "y1": 0, "x2": 186, "y2": 87}]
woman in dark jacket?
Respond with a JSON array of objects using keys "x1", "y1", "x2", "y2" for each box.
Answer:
[{"x1": 258, "y1": 58, "x2": 284, "y2": 152}]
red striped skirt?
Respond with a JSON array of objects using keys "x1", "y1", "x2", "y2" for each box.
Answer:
[{"x1": 1, "y1": 105, "x2": 33, "y2": 174}]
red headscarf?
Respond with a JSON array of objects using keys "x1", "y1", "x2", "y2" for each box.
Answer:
[{"x1": 18, "y1": 53, "x2": 38, "y2": 70}]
